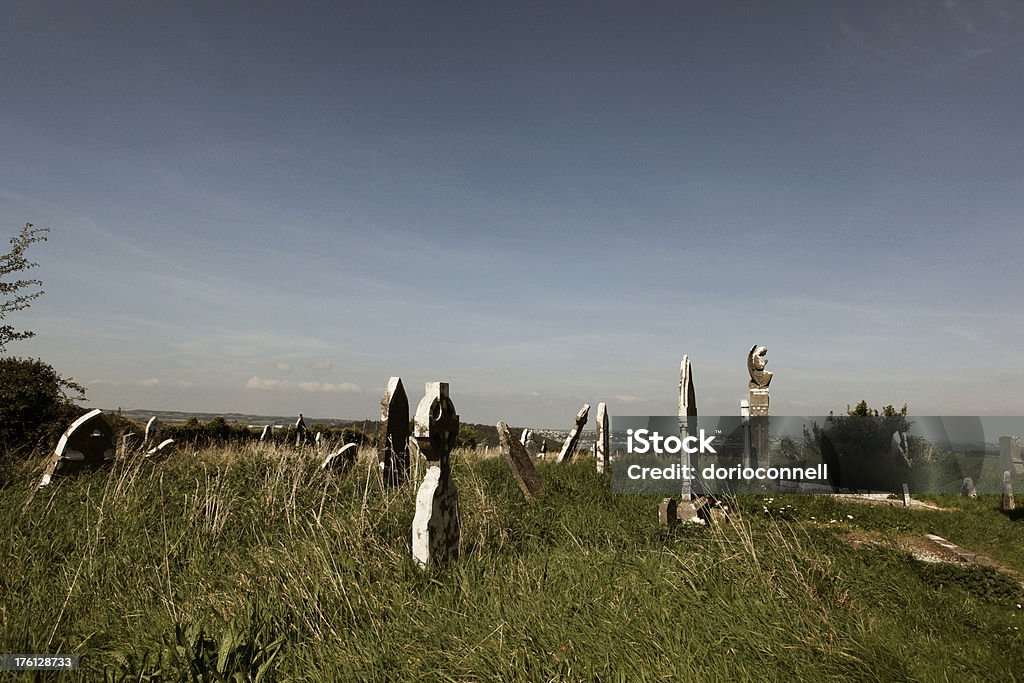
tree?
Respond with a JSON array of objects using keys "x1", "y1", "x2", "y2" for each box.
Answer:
[
  {"x1": 1, "y1": 223, "x2": 49, "y2": 352},
  {"x1": 0, "y1": 356, "x2": 86, "y2": 456},
  {"x1": 0, "y1": 224, "x2": 89, "y2": 458}
]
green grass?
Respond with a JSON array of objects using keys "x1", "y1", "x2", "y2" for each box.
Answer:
[{"x1": 0, "y1": 446, "x2": 1022, "y2": 681}]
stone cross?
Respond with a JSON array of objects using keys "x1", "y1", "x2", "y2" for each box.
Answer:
[
  {"x1": 497, "y1": 421, "x2": 545, "y2": 500},
  {"x1": 411, "y1": 382, "x2": 460, "y2": 567},
  {"x1": 379, "y1": 376, "x2": 410, "y2": 487},
  {"x1": 1002, "y1": 471, "x2": 1015, "y2": 512},
  {"x1": 557, "y1": 404, "x2": 590, "y2": 463},
  {"x1": 40, "y1": 409, "x2": 116, "y2": 487},
  {"x1": 596, "y1": 402, "x2": 610, "y2": 473}
]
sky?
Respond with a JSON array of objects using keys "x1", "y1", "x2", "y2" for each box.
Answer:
[{"x1": 2, "y1": 1, "x2": 1022, "y2": 427}]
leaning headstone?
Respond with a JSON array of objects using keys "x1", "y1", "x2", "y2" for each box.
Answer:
[
  {"x1": 1002, "y1": 471, "x2": 1015, "y2": 512},
  {"x1": 556, "y1": 404, "x2": 590, "y2": 464},
  {"x1": 144, "y1": 416, "x2": 161, "y2": 446},
  {"x1": 322, "y1": 443, "x2": 358, "y2": 472},
  {"x1": 260, "y1": 425, "x2": 272, "y2": 442},
  {"x1": 497, "y1": 421, "x2": 545, "y2": 501},
  {"x1": 40, "y1": 409, "x2": 116, "y2": 487},
  {"x1": 658, "y1": 498, "x2": 678, "y2": 529},
  {"x1": 379, "y1": 377, "x2": 411, "y2": 487},
  {"x1": 145, "y1": 438, "x2": 176, "y2": 459},
  {"x1": 1000, "y1": 436, "x2": 1021, "y2": 475},
  {"x1": 411, "y1": 382, "x2": 460, "y2": 567},
  {"x1": 596, "y1": 402, "x2": 610, "y2": 473}
]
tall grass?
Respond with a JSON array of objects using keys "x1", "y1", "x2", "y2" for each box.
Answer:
[{"x1": 0, "y1": 444, "x2": 1021, "y2": 680}]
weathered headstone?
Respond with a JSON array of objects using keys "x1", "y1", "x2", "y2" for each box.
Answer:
[
  {"x1": 40, "y1": 409, "x2": 116, "y2": 487},
  {"x1": 520, "y1": 428, "x2": 539, "y2": 457},
  {"x1": 596, "y1": 402, "x2": 610, "y2": 473},
  {"x1": 1002, "y1": 471, "x2": 1015, "y2": 512},
  {"x1": 411, "y1": 382, "x2": 460, "y2": 567},
  {"x1": 295, "y1": 413, "x2": 307, "y2": 447},
  {"x1": 746, "y1": 345, "x2": 772, "y2": 467},
  {"x1": 144, "y1": 416, "x2": 161, "y2": 446},
  {"x1": 902, "y1": 483, "x2": 911, "y2": 507},
  {"x1": 315, "y1": 431, "x2": 322, "y2": 452},
  {"x1": 322, "y1": 443, "x2": 358, "y2": 472},
  {"x1": 497, "y1": 421, "x2": 545, "y2": 501},
  {"x1": 556, "y1": 404, "x2": 590, "y2": 464},
  {"x1": 379, "y1": 377, "x2": 410, "y2": 487},
  {"x1": 658, "y1": 498, "x2": 678, "y2": 529},
  {"x1": 678, "y1": 355, "x2": 697, "y2": 497},
  {"x1": 960, "y1": 477, "x2": 977, "y2": 499},
  {"x1": 260, "y1": 425, "x2": 272, "y2": 442},
  {"x1": 999, "y1": 436, "x2": 1021, "y2": 475},
  {"x1": 145, "y1": 438, "x2": 176, "y2": 459}
]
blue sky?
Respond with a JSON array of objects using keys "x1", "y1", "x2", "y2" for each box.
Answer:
[{"x1": 2, "y1": 1, "x2": 1022, "y2": 427}]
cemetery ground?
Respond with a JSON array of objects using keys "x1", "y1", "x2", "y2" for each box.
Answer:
[{"x1": 0, "y1": 445, "x2": 1022, "y2": 681}]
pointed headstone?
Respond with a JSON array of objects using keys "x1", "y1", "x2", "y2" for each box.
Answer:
[
  {"x1": 40, "y1": 409, "x2": 116, "y2": 487},
  {"x1": 556, "y1": 404, "x2": 590, "y2": 464},
  {"x1": 596, "y1": 402, "x2": 610, "y2": 473},
  {"x1": 497, "y1": 421, "x2": 545, "y2": 501},
  {"x1": 379, "y1": 377, "x2": 411, "y2": 486},
  {"x1": 678, "y1": 355, "x2": 697, "y2": 498},
  {"x1": 412, "y1": 382, "x2": 460, "y2": 567}
]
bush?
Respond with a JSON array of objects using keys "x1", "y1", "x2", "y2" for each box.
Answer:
[{"x1": 0, "y1": 356, "x2": 87, "y2": 457}]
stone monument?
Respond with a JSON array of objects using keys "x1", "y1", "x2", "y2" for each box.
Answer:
[
  {"x1": 497, "y1": 421, "x2": 545, "y2": 500},
  {"x1": 411, "y1": 382, "x2": 460, "y2": 567},
  {"x1": 144, "y1": 416, "x2": 161, "y2": 446},
  {"x1": 322, "y1": 443, "x2": 358, "y2": 472},
  {"x1": 1002, "y1": 471, "x2": 1015, "y2": 512},
  {"x1": 40, "y1": 409, "x2": 116, "y2": 487},
  {"x1": 379, "y1": 377, "x2": 411, "y2": 487},
  {"x1": 556, "y1": 404, "x2": 590, "y2": 464},
  {"x1": 678, "y1": 355, "x2": 697, "y2": 498},
  {"x1": 596, "y1": 403, "x2": 610, "y2": 473},
  {"x1": 746, "y1": 345, "x2": 772, "y2": 466}
]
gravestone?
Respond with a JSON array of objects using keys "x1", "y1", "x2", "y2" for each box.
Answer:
[
  {"x1": 144, "y1": 416, "x2": 161, "y2": 446},
  {"x1": 1002, "y1": 471, "x2": 1015, "y2": 512},
  {"x1": 322, "y1": 443, "x2": 358, "y2": 472},
  {"x1": 999, "y1": 436, "x2": 1022, "y2": 475},
  {"x1": 596, "y1": 402, "x2": 610, "y2": 473},
  {"x1": 411, "y1": 382, "x2": 460, "y2": 567},
  {"x1": 960, "y1": 477, "x2": 977, "y2": 499},
  {"x1": 659, "y1": 498, "x2": 678, "y2": 529},
  {"x1": 902, "y1": 483, "x2": 911, "y2": 507},
  {"x1": 315, "y1": 431, "x2": 322, "y2": 452},
  {"x1": 379, "y1": 377, "x2": 411, "y2": 487},
  {"x1": 520, "y1": 428, "x2": 539, "y2": 457},
  {"x1": 260, "y1": 425, "x2": 272, "y2": 442},
  {"x1": 746, "y1": 345, "x2": 772, "y2": 467},
  {"x1": 678, "y1": 355, "x2": 697, "y2": 498},
  {"x1": 556, "y1": 404, "x2": 590, "y2": 464},
  {"x1": 497, "y1": 421, "x2": 545, "y2": 501},
  {"x1": 40, "y1": 409, "x2": 116, "y2": 487},
  {"x1": 145, "y1": 438, "x2": 176, "y2": 459}
]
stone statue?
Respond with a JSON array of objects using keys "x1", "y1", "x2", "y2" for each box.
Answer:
[{"x1": 747, "y1": 345, "x2": 773, "y2": 389}]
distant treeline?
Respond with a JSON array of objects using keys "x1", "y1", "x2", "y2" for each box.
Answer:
[{"x1": 154, "y1": 417, "x2": 371, "y2": 448}]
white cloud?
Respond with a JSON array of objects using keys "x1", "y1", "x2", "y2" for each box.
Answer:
[
  {"x1": 614, "y1": 395, "x2": 645, "y2": 404},
  {"x1": 140, "y1": 378, "x2": 160, "y2": 387},
  {"x1": 297, "y1": 381, "x2": 361, "y2": 393},
  {"x1": 246, "y1": 376, "x2": 286, "y2": 390},
  {"x1": 275, "y1": 362, "x2": 293, "y2": 372},
  {"x1": 310, "y1": 360, "x2": 333, "y2": 371}
]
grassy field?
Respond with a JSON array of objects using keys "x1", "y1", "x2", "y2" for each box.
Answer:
[{"x1": 0, "y1": 445, "x2": 1022, "y2": 681}]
